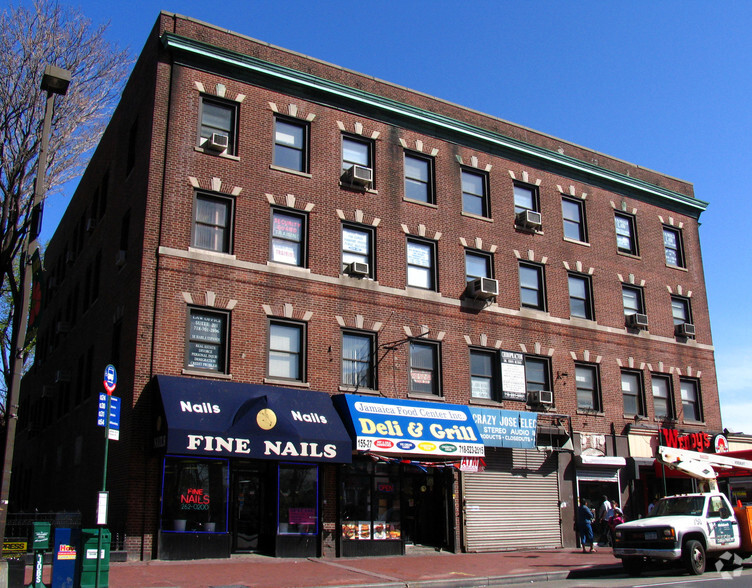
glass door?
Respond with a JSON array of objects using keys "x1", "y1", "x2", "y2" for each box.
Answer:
[{"x1": 232, "y1": 467, "x2": 264, "y2": 552}]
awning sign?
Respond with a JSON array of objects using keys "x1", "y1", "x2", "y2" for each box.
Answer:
[
  {"x1": 334, "y1": 394, "x2": 484, "y2": 458},
  {"x1": 469, "y1": 407, "x2": 537, "y2": 449}
]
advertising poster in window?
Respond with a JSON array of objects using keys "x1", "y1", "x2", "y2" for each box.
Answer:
[
  {"x1": 273, "y1": 214, "x2": 302, "y2": 241},
  {"x1": 190, "y1": 313, "x2": 223, "y2": 343},
  {"x1": 343, "y1": 229, "x2": 368, "y2": 254},
  {"x1": 500, "y1": 351, "x2": 526, "y2": 401},
  {"x1": 407, "y1": 243, "x2": 430, "y2": 267},
  {"x1": 188, "y1": 342, "x2": 221, "y2": 371}
]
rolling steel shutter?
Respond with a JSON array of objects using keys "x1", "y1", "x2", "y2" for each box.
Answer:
[{"x1": 462, "y1": 448, "x2": 561, "y2": 551}]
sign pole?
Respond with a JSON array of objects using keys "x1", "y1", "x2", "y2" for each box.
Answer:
[{"x1": 96, "y1": 365, "x2": 117, "y2": 588}]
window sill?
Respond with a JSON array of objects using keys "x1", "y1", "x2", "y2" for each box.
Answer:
[
  {"x1": 182, "y1": 368, "x2": 232, "y2": 380},
  {"x1": 266, "y1": 261, "x2": 311, "y2": 273},
  {"x1": 654, "y1": 416, "x2": 677, "y2": 423},
  {"x1": 576, "y1": 409, "x2": 605, "y2": 417},
  {"x1": 682, "y1": 419, "x2": 706, "y2": 426},
  {"x1": 338, "y1": 385, "x2": 379, "y2": 394},
  {"x1": 469, "y1": 397, "x2": 503, "y2": 407},
  {"x1": 269, "y1": 164, "x2": 312, "y2": 179},
  {"x1": 188, "y1": 247, "x2": 237, "y2": 260},
  {"x1": 624, "y1": 414, "x2": 649, "y2": 421},
  {"x1": 264, "y1": 378, "x2": 310, "y2": 388},
  {"x1": 514, "y1": 224, "x2": 543, "y2": 235},
  {"x1": 616, "y1": 250, "x2": 641, "y2": 260},
  {"x1": 194, "y1": 146, "x2": 240, "y2": 161},
  {"x1": 563, "y1": 237, "x2": 590, "y2": 247},
  {"x1": 407, "y1": 392, "x2": 445, "y2": 401},
  {"x1": 461, "y1": 211, "x2": 493, "y2": 223},
  {"x1": 403, "y1": 197, "x2": 437, "y2": 208},
  {"x1": 666, "y1": 263, "x2": 688, "y2": 272},
  {"x1": 339, "y1": 181, "x2": 378, "y2": 195}
]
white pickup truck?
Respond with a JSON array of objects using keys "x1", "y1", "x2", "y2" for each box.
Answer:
[{"x1": 613, "y1": 492, "x2": 749, "y2": 575}]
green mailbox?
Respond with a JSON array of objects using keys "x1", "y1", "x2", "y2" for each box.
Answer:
[
  {"x1": 32, "y1": 522, "x2": 51, "y2": 550},
  {"x1": 79, "y1": 528, "x2": 111, "y2": 588}
]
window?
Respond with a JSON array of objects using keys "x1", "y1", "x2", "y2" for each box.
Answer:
[
  {"x1": 278, "y1": 464, "x2": 318, "y2": 535},
  {"x1": 681, "y1": 379, "x2": 702, "y2": 422},
  {"x1": 342, "y1": 331, "x2": 375, "y2": 389},
  {"x1": 652, "y1": 374, "x2": 674, "y2": 419},
  {"x1": 519, "y1": 262, "x2": 546, "y2": 310},
  {"x1": 671, "y1": 296, "x2": 692, "y2": 326},
  {"x1": 562, "y1": 197, "x2": 587, "y2": 242},
  {"x1": 161, "y1": 457, "x2": 228, "y2": 534},
  {"x1": 268, "y1": 320, "x2": 305, "y2": 382},
  {"x1": 273, "y1": 117, "x2": 308, "y2": 172},
  {"x1": 409, "y1": 340, "x2": 440, "y2": 396},
  {"x1": 186, "y1": 308, "x2": 229, "y2": 374},
  {"x1": 199, "y1": 97, "x2": 236, "y2": 155},
  {"x1": 621, "y1": 370, "x2": 645, "y2": 416},
  {"x1": 406, "y1": 238, "x2": 437, "y2": 291},
  {"x1": 193, "y1": 193, "x2": 234, "y2": 253},
  {"x1": 342, "y1": 135, "x2": 373, "y2": 174},
  {"x1": 576, "y1": 364, "x2": 600, "y2": 411},
  {"x1": 663, "y1": 227, "x2": 685, "y2": 268},
  {"x1": 568, "y1": 273, "x2": 594, "y2": 320},
  {"x1": 514, "y1": 183, "x2": 539, "y2": 214},
  {"x1": 461, "y1": 169, "x2": 489, "y2": 217},
  {"x1": 270, "y1": 209, "x2": 307, "y2": 267},
  {"x1": 465, "y1": 250, "x2": 492, "y2": 282},
  {"x1": 470, "y1": 349, "x2": 497, "y2": 400},
  {"x1": 525, "y1": 356, "x2": 551, "y2": 393},
  {"x1": 342, "y1": 224, "x2": 374, "y2": 277},
  {"x1": 622, "y1": 285, "x2": 645, "y2": 316},
  {"x1": 404, "y1": 153, "x2": 434, "y2": 203},
  {"x1": 614, "y1": 212, "x2": 638, "y2": 255}
]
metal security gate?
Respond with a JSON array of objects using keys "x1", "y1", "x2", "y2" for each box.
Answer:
[{"x1": 462, "y1": 448, "x2": 561, "y2": 551}]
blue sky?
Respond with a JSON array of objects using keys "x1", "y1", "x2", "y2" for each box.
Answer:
[{"x1": 29, "y1": 0, "x2": 752, "y2": 432}]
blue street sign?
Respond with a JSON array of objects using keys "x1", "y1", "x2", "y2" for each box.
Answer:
[
  {"x1": 103, "y1": 364, "x2": 117, "y2": 395},
  {"x1": 97, "y1": 393, "x2": 121, "y2": 440}
]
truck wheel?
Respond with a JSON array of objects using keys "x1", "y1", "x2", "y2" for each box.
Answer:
[
  {"x1": 683, "y1": 539, "x2": 706, "y2": 575},
  {"x1": 622, "y1": 557, "x2": 642, "y2": 576}
]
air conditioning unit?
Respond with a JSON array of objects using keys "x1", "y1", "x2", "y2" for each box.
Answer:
[
  {"x1": 466, "y1": 277, "x2": 499, "y2": 299},
  {"x1": 204, "y1": 132, "x2": 229, "y2": 152},
  {"x1": 516, "y1": 209, "x2": 542, "y2": 230},
  {"x1": 115, "y1": 250, "x2": 127, "y2": 267},
  {"x1": 54, "y1": 370, "x2": 71, "y2": 383},
  {"x1": 341, "y1": 165, "x2": 373, "y2": 188},
  {"x1": 528, "y1": 390, "x2": 554, "y2": 405},
  {"x1": 626, "y1": 313, "x2": 649, "y2": 330},
  {"x1": 55, "y1": 321, "x2": 71, "y2": 335},
  {"x1": 345, "y1": 261, "x2": 369, "y2": 277},
  {"x1": 675, "y1": 322, "x2": 696, "y2": 338}
]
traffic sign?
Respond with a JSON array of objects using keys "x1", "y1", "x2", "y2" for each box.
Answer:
[
  {"x1": 97, "y1": 393, "x2": 121, "y2": 440},
  {"x1": 103, "y1": 364, "x2": 117, "y2": 395}
]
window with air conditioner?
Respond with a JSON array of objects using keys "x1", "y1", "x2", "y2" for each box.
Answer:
[
  {"x1": 342, "y1": 224, "x2": 374, "y2": 278},
  {"x1": 199, "y1": 96, "x2": 237, "y2": 155},
  {"x1": 622, "y1": 284, "x2": 647, "y2": 329},
  {"x1": 525, "y1": 356, "x2": 552, "y2": 404},
  {"x1": 465, "y1": 250, "x2": 496, "y2": 298},
  {"x1": 671, "y1": 296, "x2": 694, "y2": 338},
  {"x1": 341, "y1": 135, "x2": 373, "y2": 188}
]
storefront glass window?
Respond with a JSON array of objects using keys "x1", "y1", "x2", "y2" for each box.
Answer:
[
  {"x1": 160, "y1": 456, "x2": 228, "y2": 533},
  {"x1": 341, "y1": 460, "x2": 401, "y2": 542},
  {"x1": 278, "y1": 463, "x2": 318, "y2": 535}
]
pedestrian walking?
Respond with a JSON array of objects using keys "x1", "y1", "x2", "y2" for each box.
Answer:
[{"x1": 576, "y1": 497, "x2": 596, "y2": 553}]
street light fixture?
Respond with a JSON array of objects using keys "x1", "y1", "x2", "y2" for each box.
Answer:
[{"x1": 0, "y1": 64, "x2": 71, "y2": 552}]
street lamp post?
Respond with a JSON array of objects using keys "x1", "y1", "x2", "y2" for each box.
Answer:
[{"x1": 0, "y1": 64, "x2": 71, "y2": 552}]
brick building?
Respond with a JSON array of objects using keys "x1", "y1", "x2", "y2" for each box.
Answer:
[{"x1": 12, "y1": 12, "x2": 724, "y2": 560}]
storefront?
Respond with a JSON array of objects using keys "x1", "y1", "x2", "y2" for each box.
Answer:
[
  {"x1": 153, "y1": 376, "x2": 352, "y2": 560},
  {"x1": 574, "y1": 433, "x2": 626, "y2": 516},
  {"x1": 333, "y1": 394, "x2": 484, "y2": 557},
  {"x1": 462, "y1": 408, "x2": 563, "y2": 551}
]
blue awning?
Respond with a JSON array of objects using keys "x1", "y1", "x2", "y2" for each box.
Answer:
[
  {"x1": 333, "y1": 394, "x2": 484, "y2": 458},
  {"x1": 154, "y1": 376, "x2": 352, "y2": 463}
]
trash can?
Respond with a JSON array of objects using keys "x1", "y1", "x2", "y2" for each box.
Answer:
[{"x1": 78, "y1": 528, "x2": 110, "y2": 588}]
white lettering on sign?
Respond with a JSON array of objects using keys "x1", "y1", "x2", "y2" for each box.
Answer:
[
  {"x1": 186, "y1": 435, "x2": 251, "y2": 454},
  {"x1": 180, "y1": 401, "x2": 220, "y2": 414},
  {"x1": 290, "y1": 410, "x2": 328, "y2": 424},
  {"x1": 263, "y1": 440, "x2": 337, "y2": 459}
]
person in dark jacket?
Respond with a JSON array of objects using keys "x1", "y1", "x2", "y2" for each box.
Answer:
[{"x1": 576, "y1": 497, "x2": 596, "y2": 552}]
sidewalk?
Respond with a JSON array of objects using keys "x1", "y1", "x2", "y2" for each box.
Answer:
[{"x1": 26, "y1": 546, "x2": 622, "y2": 587}]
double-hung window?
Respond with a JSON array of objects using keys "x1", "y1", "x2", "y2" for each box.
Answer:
[
  {"x1": 680, "y1": 379, "x2": 702, "y2": 422},
  {"x1": 514, "y1": 183, "x2": 539, "y2": 215},
  {"x1": 525, "y1": 356, "x2": 551, "y2": 394},
  {"x1": 621, "y1": 370, "x2": 645, "y2": 416},
  {"x1": 519, "y1": 262, "x2": 546, "y2": 310},
  {"x1": 268, "y1": 320, "x2": 305, "y2": 382},
  {"x1": 671, "y1": 296, "x2": 692, "y2": 326},
  {"x1": 622, "y1": 285, "x2": 645, "y2": 316},
  {"x1": 342, "y1": 224, "x2": 374, "y2": 278},
  {"x1": 192, "y1": 193, "x2": 234, "y2": 253},
  {"x1": 199, "y1": 97, "x2": 236, "y2": 155},
  {"x1": 562, "y1": 197, "x2": 587, "y2": 242},
  {"x1": 568, "y1": 273, "x2": 594, "y2": 320},
  {"x1": 652, "y1": 374, "x2": 674, "y2": 419},
  {"x1": 406, "y1": 238, "x2": 437, "y2": 291},
  {"x1": 663, "y1": 226, "x2": 685, "y2": 268},
  {"x1": 461, "y1": 169, "x2": 489, "y2": 217},
  {"x1": 342, "y1": 135, "x2": 373, "y2": 183},
  {"x1": 273, "y1": 117, "x2": 309, "y2": 173},
  {"x1": 409, "y1": 340, "x2": 440, "y2": 396},
  {"x1": 614, "y1": 212, "x2": 638, "y2": 255},
  {"x1": 470, "y1": 349, "x2": 497, "y2": 400},
  {"x1": 270, "y1": 209, "x2": 307, "y2": 267},
  {"x1": 576, "y1": 363, "x2": 600, "y2": 411},
  {"x1": 465, "y1": 250, "x2": 493, "y2": 283},
  {"x1": 186, "y1": 307, "x2": 229, "y2": 374},
  {"x1": 404, "y1": 153, "x2": 434, "y2": 204},
  {"x1": 342, "y1": 331, "x2": 375, "y2": 389}
]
